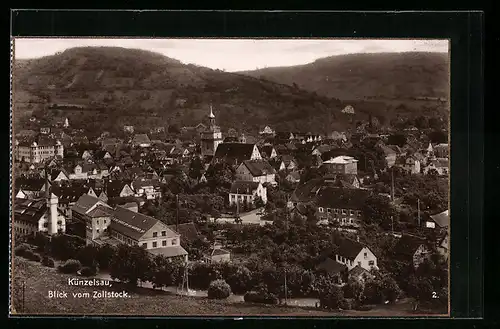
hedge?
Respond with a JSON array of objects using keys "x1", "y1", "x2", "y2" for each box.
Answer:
[
  {"x1": 80, "y1": 266, "x2": 98, "y2": 277},
  {"x1": 14, "y1": 244, "x2": 31, "y2": 257},
  {"x1": 58, "y1": 259, "x2": 82, "y2": 274},
  {"x1": 244, "y1": 291, "x2": 279, "y2": 305},
  {"x1": 42, "y1": 256, "x2": 55, "y2": 268}
]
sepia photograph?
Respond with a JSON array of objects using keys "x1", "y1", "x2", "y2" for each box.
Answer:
[{"x1": 10, "y1": 38, "x2": 450, "y2": 317}]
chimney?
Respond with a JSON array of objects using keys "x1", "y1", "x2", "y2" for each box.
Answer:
[{"x1": 356, "y1": 236, "x2": 360, "y2": 243}]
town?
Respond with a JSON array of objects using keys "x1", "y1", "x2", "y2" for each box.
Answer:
[{"x1": 13, "y1": 103, "x2": 449, "y2": 314}]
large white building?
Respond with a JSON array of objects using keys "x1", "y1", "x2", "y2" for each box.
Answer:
[{"x1": 15, "y1": 139, "x2": 64, "y2": 164}]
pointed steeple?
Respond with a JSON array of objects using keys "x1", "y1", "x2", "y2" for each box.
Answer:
[{"x1": 209, "y1": 105, "x2": 215, "y2": 119}]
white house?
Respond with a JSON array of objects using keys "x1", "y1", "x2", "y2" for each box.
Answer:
[
  {"x1": 228, "y1": 181, "x2": 267, "y2": 206},
  {"x1": 235, "y1": 160, "x2": 277, "y2": 186},
  {"x1": 334, "y1": 237, "x2": 378, "y2": 271}
]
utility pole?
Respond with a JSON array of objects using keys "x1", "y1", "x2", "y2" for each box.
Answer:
[
  {"x1": 391, "y1": 168, "x2": 395, "y2": 202},
  {"x1": 417, "y1": 198, "x2": 421, "y2": 227},
  {"x1": 391, "y1": 215, "x2": 394, "y2": 233},
  {"x1": 176, "y1": 194, "x2": 179, "y2": 232},
  {"x1": 284, "y1": 268, "x2": 288, "y2": 306},
  {"x1": 22, "y1": 280, "x2": 25, "y2": 313},
  {"x1": 235, "y1": 188, "x2": 240, "y2": 224}
]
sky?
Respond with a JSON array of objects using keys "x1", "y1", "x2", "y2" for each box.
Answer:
[{"x1": 14, "y1": 38, "x2": 449, "y2": 72}]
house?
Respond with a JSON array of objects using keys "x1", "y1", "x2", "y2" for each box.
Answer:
[
  {"x1": 341, "y1": 105, "x2": 355, "y2": 114},
  {"x1": 40, "y1": 127, "x2": 51, "y2": 134},
  {"x1": 14, "y1": 139, "x2": 64, "y2": 164},
  {"x1": 379, "y1": 145, "x2": 397, "y2": 168},
  {"x1": 51, "y1": 183, "x2": 96, "y2": 218},
  {"x1": 258, "y1": 145, "x2": 278, "y2": 159},
  {"x1": 423, "y1": 158, "x2": 449, "y2": 176},
  {"x1": 348, "y1": 265, "x2": 374, "y2": 283},
  {"x1": 425, "y1": 210, "x2": 449, "y2": 230},
  {"x1": 437, "y1": 232, "x2": 449, "y2": 261},
  {"x1": 72, "y1": 196, "x2": 188, "y2": 261},
  {"x1": 280, "y1": 155, "x2": 298, "y2": 171},
  {"x1": 259, "y1": 126, "x2": 275, "y2": 135},
  {"x1": 315, "y1": 187, "x2": 370, "y2": 228},
  {"x1": 316, "y1": 257, "x2": 348, "y2": 284},
  {"x1": 131, "y1": 178, "x2": 162, "y2": 200},
  {"x1": 132, "y1": 134, "x2": 151, "y2": 148},
  {"x1": 433, "y1": 143, "x2": 449, "y2": 158},
  {"x1": 167, "y1": 222, "x2": 200, "y2": 244},
  {"x1": 94, "y1": 150, "x2": 113, "y2": 161},
  {"x1": 13, "y1": 193, "x2": 66, "y2": 237},
  {"x1": 205, "y1": 246, "x2": 231, "y2": 263},
  {"x1": 123, "y1": 125, "x2": 135, "y2": 133},
  {"x1": 228, "y1": 181, "x2": 267, "y2": 206},
  {"x1": 235, "y1": 160, "x2": 277, "y2": 186},
  {"x1": 395, "y1": 155, "x2": 421, "y2": 174},
  {"x1": 312, "y1": 145, "x2": 333, "y2": 157},
  {"x1": 106, "y1": 180, "x2": 135, "y2": 198},
  {"x1": 393, "y1": 234, "x2": 431, "y2": 269},
  {"x1": 15, "y1": 177, "x2": 50, "y2": 199},
  {"x1": 321, "y1": 156, "x2": 358, "y2": 175},
  {"x1": 269, "y1": 158, "x2": 286, "y2": 172},
  {"x1": 286, "y1": 171, "x2": 301, "y2": 184},
  {"x1": 324, "y1": 174, "x2": 361, "y2": 189},
  {"x1": 81, "y1": 150, "x2": 93, "y2": 160},
  {"x1": 333, "y1": 237, "x2": 378, "y2": 271},
  {"x1": 213, "y1": 143, "x2": 262, "y2": 166}
]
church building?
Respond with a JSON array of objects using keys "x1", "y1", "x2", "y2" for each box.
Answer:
[{"x1": 200, "y1": 106, "x2": 223, "y2": 158}]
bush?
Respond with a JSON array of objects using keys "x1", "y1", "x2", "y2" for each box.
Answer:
[
  {"x1": 58, "y1": 259, "x2": 82, "y2": 274},
  {"x1": 207, "y1": 280, "x2": 231, "y2": 299},
  {"x1": 319, "y1": 285, "x2": 344, "y2": 310},
  {"x1": 244, "y1": 291, "x2": 279, "y2": 305},
  {"x1": 80, "y1": 266, "x2": 97, "y2": 277},
  {"x1": 42, "y1": 256, "x2": 55, "y2": 268},
  {"x1": 14, "y1": 244, "x2": 31, "y2": 257},
  {"x1": 339, "y1": 298, "x2": 353, "y2": 310}
]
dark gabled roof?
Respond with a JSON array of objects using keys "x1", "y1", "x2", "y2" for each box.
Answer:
[
  {"x1": 223, "y1": 136, "x2": 239, "y2": 143},
  {"x1": 291, "y1": 178, "x2": 324, "y2": 203},
  {"x1": 167, "y1": 222, "x2": 199, "y2": 243},
  {"x1": 316, "y1": 187, "x2": 370, "y2": 210},
  {"x1": 131, "y1": 178, "x2": 161, "y2": 190},
  {"x1": 15, "y1": 177, "x2": 47, "y2": 192},
  {"x1": 349, "y1": 265, "x2": 371, "y2": 277},
  {"x1": 87, "y1": 205, "x2": 113, "y2": 218},
  {"x1": 317, "y1": 257, "x2": 348, "y2": 274},
  {"x1": 132, "y1": 134, "x2": 151, "y2": 144},
  {"x1": 230, "y1": 181, "x2": 261, "y2": 194},
  {"x1": 51, "y1": 184, "x2": 89, "y2": 203},
  {"x1": 313, "y1": 144, "x2": 333, "y2": 154},
  {"x1": 50, "y1": 168, "x2": 69, "y2": 181},
  {"x1": 110, "y1": 206, "x2": 177, "y2": 240},
  {"x1": 259, "y1": 145, "x2": 275, "y2": 158},
  {"x1": 148, "y1": 245, "x2": 188, "y2": 258},
  {"x1": 337, "y1": 237, "x2": 365, "y2": 260},
  {"x1": 71, "y1": 194, "x2": 107, "y2": 215},
  {"x1": 214, "y1": 143, "x2": 256, "y2": 162},
  {"x1": 242, "y1": 160, "x2": 276, "y2": 177},
  {"x1": 429, "y1": 210, "x2": 449, "y2": 228},
  {"x1": 106, "y1": 180, "x2": 132, "y2": 198},
  {"x1": 393, "y1": 234, "x2": 428, "y2": 258},
  {"x1": 211, "y1": 248, "x2": 230, "y2": 256},
  {"x1": 13, "y1": 198, "x2": 48, "y2": 225}
]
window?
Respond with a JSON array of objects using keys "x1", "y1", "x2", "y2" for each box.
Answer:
[
  {"x1": 153, "y1": 241, "x2": 157, "y2": 248},
  {"x1": 358, "y1": 261, "x2": 361, "y2": 267},
  {"x1": 161, "y1": 230, "x2": 167, "y2": 236},
  {"x1": 162, "y1": 240, "x2": 167, "y2": 246},
  {"x1": 349, "y1": 210, "x2": 354, "y2": 216},
  {"x1": 364, "y1": 252, "x2": 368, "y2": 259},
  {"x1": 334, "y1": 209, "x2": 339, "y2": 214},
  {"x1": 43, "y1": 222, "x2": 48, "y2": 228},
  {"x1": 318, "y1": 207, "x2": 324, "y2": 213},
  {"x1": 153, "y1": 232, "x2": 158, "y2": 238},
  {"x1": 142, "y1": 243, "x2": 147, "y2": 248},
  {"x1": 57, "y1": 220, "x2": 62, "y2": 225},
  {"x1": 341, "y1": 209, "x2": 346, "y2": 215},
  {"x1": 357, "y1": 211, "x2": 362, "y2": 217},
  {"x1": 96, "y1": 219, "x2": 99, "y2": 225},
  {"x1": 369, "y1": 260, "x2": 375, "y2": 266},
  {"x1": 96, "y1": 229, "x2": 100, "y2": 233},
  {"x1": 172, "y1": 239, "x2": 177, "y2": 245},
  {"x1": 327, "y1": 208, "x2": 331, "y2": 213}
]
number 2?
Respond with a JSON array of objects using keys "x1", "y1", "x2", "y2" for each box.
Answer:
[{"x1": 432, "y1": 291, "x2": 438, "y2": 299}]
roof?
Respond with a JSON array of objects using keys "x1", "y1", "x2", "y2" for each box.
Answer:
[
  {"x1": 349, "y1": 265, "x2": 371, "y2": 277},
  {"x1": 51, "y1": 184, "x2": 90, "y2": 203},
  {"x1": 429, "y1": 158, "x2": 449, "y2": 168},
  {"x1": 106, "y1": 180, "x2": 132, "y2": 198},
  {"x1": 317, "y1": 257, "x2": 348, "y2": 274},
  {"x1": 71, "y1": 194, "x2": 108, "y2": 215},
  {"x1": 230, "y1": 181, "x2": 261, "y2": 194},
  {"x1": 291, "y1": 178, "x2": 324, "y2": 203},
  {"x1": 259, "y1": 145, "x2": 275, "y2": 158},
  {"x1": 211, "y1": 248, "x2": 230, "y2": 256},
  {"x1": 13, "y1": 198, "x2": 48, "y2": 225},
  {"x1": 15, "y1": 177, "x2": 47, "y2": 192},
  {"x1": 110, "y1": 206, "x2": 177, "y2": 240},
  {"x1": 287, "y1": 171, "x2": 301, "y2": 181},
  {"x1": 87, "y1": 205, "x2": 113, "y2": 218},
  {"x1": 429, "y1": 210, "x2": 449, "y2": 228},
  {"x1": 167, "y1": 222, "x2": 199, "y2": 243},
  {"x1": 313, "y1": 145, "x2": 333, "y2": 154},
  {"x1": 393, "y1": 234, "x2": 428, "y2": 258},
  {"x1": 148, "y1": 245, "x2": 188, "y2": 258},
  {"x1": 323, "y1": 155, "x2": 358, "y2": 164},
  {"x1": 214, "y1": 143, "x2": 257, "y2": 162},
  {"x1": 241, "y1": 160, "x2": 276, "y2": 177},
  {"x1": 132, "y1": 134, "x2": 151, "y2": 145},
  {"x1": 132, "y1": 178, "x2": 161, "y2": 189},
  {"x1": 316, "y1": 187, "x2": 370, "y2": 210},
  {"x1": 336, "y1": 237, "x2": 365, "y2": 260}
]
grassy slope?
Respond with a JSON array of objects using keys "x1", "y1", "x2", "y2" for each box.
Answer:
[
  {"x1": 11, "y1": 258, "x2": 445, "y2": 317},
  {"x1": 240, "y1": 52, "x2": 450, "y2": 101},
  {"x1": 13, "y1": 47, "x2": 350, "y2": 134}
]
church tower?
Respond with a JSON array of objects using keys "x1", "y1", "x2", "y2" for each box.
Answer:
[
  {"x1": 201, "y1": 105, "x2": 223, "y2": 157},
  {"x1": 44, "y1": 166, "x2": 60, "y2": 235}
]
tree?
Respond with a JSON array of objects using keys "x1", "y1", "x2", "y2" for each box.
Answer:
[
  {"x1": 76, "y1": 245, "x2": 99, "y2": 268},
  {"x1": 207, "y1": 279, "x2": 232, "y2": 299},
  {"x1": 148, "y1": 255, "x2": 184, "y2": 289},
  {"x1": 223, "y1": 264, "x2": 253, "y2": 294},
  {"x1": 96, "y1": 244, "x2": 116, "y2": 270},
  {"x1": 362, "y1": 194, "x2": 397, "y2": 227},
  {"x1": 109, "y1": 244, "x2": 152, "y2": 287},
  {"x1": 407, "y1": 275, "x2": 434, "y2": 311},
  {"x1": 387, "y1": 134, "x2": 407, "y2": 147},
  {"x1": 344, "y1": 277, "x2": 364, "y2": 302},
  {"x1": 318, "y1": 281, "x2": 344, "y2": 310},
  {"x1": 188, "y1": 156, "x2": 204, "y2": 180}
]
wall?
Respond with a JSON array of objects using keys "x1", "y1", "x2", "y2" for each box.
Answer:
[
  {"x1": 352, "y1": 247, "x2": 378, "y2": 271},
  {"x1": 139, "y1": 221, "x2": 180, "y2": 249}
]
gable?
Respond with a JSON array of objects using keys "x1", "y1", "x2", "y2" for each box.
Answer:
[{"x1": 142, "y1": 221, "x2": 179, "y2": 240}]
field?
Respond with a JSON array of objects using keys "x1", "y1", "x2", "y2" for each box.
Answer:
[{"x1": 11, "y1": 258, "x2": 446, "y2": 317}]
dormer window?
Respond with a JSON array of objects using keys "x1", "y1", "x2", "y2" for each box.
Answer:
[{"x1": 318, "y1": 207, "x2": 324, "y2": 213}]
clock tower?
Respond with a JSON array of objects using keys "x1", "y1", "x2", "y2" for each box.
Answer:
[{"x1": 201, "y1": 106, "x2": 223, "y2": 157}]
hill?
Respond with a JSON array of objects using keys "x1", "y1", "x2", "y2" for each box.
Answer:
[
  {"x1": 13, "y1": 47, "x2": 355, "y2": 135},
  {"x1": 240, "y1": 52, "x2": 450, "y2": 102}
]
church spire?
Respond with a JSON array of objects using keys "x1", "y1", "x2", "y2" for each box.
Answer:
[{"x1": 209, "y1": 105, "x2": 215, "y2": 119}]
